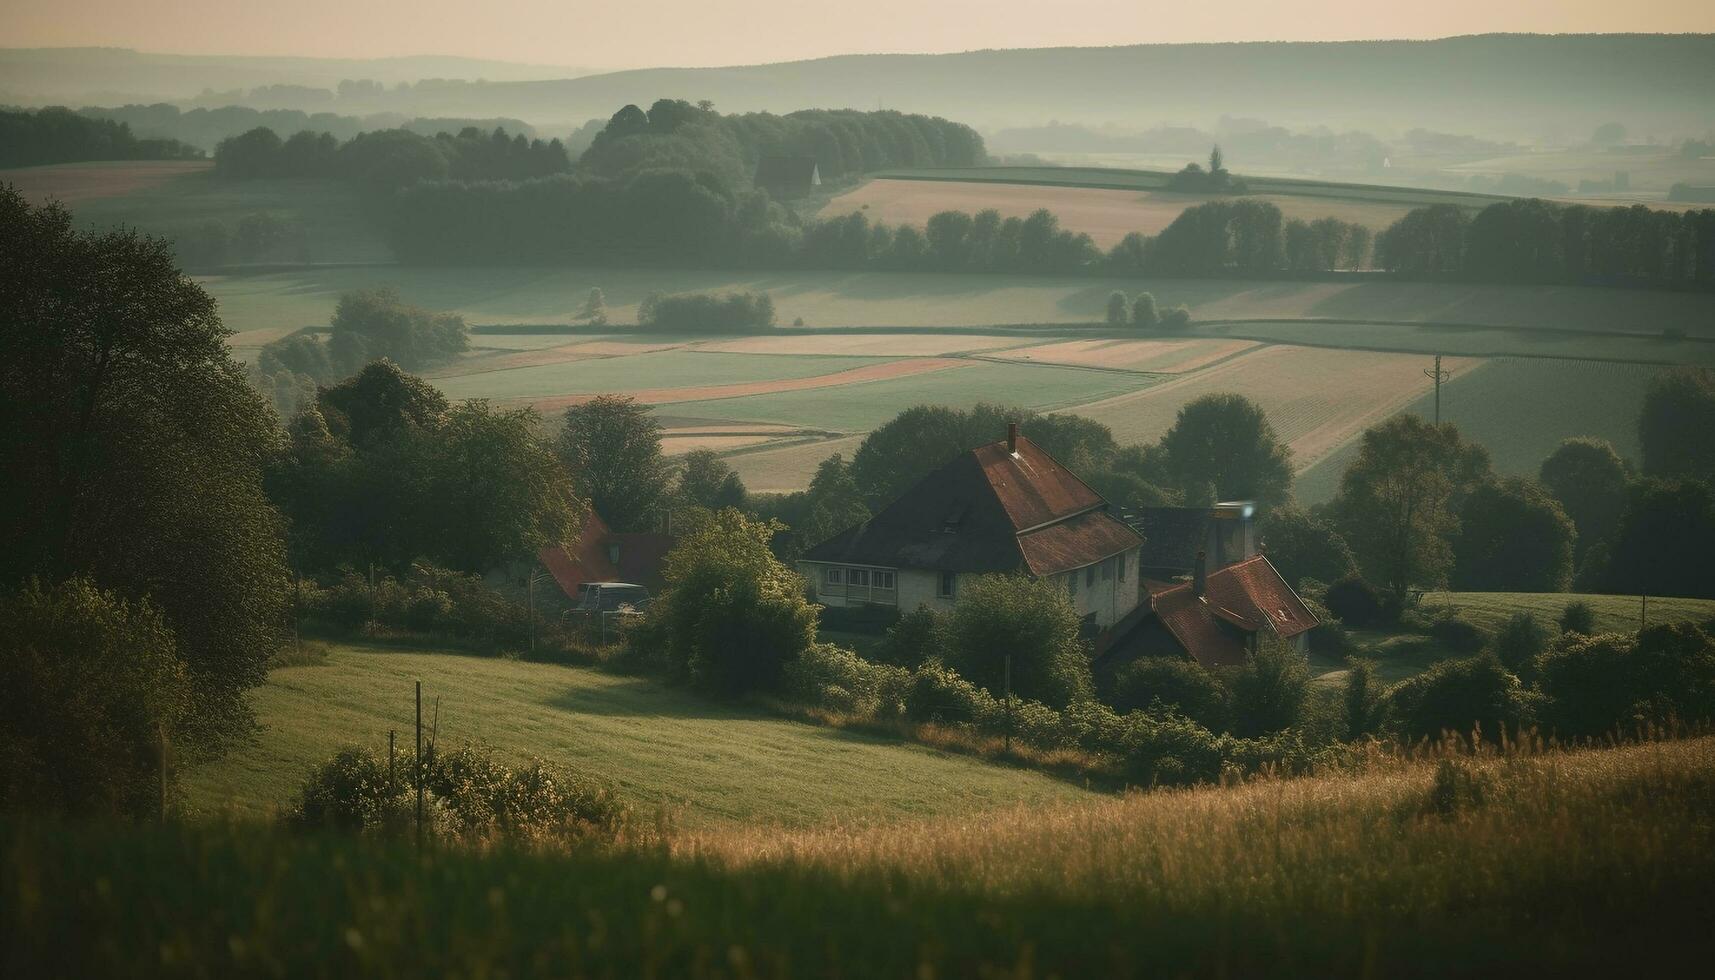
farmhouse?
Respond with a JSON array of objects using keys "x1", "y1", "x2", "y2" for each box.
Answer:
[
  {"x1": 538, "y1": 511, "x2": 674, "y2": 603},
  {"x1": 755, "y1": 155, "x2": 821, "y2": 198},
  {"x1": 799, "y1": 424, "x2": 1144, "y2": 628}
]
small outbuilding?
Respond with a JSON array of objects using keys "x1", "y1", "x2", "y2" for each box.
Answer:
[{"x1": 754, "y1": 155, "x2": 821, "y2": 198}]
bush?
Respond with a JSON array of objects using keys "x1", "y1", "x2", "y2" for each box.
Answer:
[
  {"x1": 1131, "y1": 291, "x2": 1159, "y2": 328},
  {"x1": 1342, "y1": 658, "x2": 1385, "y2": 739},
  {"x1": 1160, "y1": 305, "x2": 1193, "y2": 330},
  {"x1": 1105, "y1": 290, "x2": 1129, "y2": 325},
  {"x1": 874, "y1": 606, "x2": 945, "y2": 668},
  {"x1": 0, "y1": 577, "x2": 191, "y2": 818},
  {"x1": 1109, "y1": 656, "x2": 1229, "y2": 730},
  {"x1": 639, "y1": 290, "x2": 775, "y2": 332},
  {"x1": 1220, "y1": 638, "x2": 1309, "y2": 737},
  {"x1": 1559, "y1": 600, "x2": 1597, "y2": 636},
  {"x1": 1388, "y1": 655, "x2": 1534, "y2": 741},
  {"x1": 903, "y1": 662, "x2": 1000, "y2": 725},
  {"x1": 290, "y1": 746, "x2": 413, "y2": 834},
  {"x1": 944, "y1": 574, "x2": 1092, "y2": 709},
  {"x1": 301, "y1": 564, "x2": 531, "y2": 645},
  {"x1": 1428, "y1": 614, "x2": 1488, "y2": 654},
  {"x1": 1323, "y1": 574, "x2": 1384, "y2": 627},
  {"x1": 780, "y1": 643, "x2": 910, "y2": 718},
  {"x1": 1535, "y1": 623, "x2": 1715, "y2": 738},
  {"x1": 1491, "y1": 612, "x2": 1550, "y2": 674}
]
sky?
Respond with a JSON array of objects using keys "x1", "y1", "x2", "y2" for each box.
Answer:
[{"x1": 4, "y1": 0, "x2": 1714, "y2": 70}]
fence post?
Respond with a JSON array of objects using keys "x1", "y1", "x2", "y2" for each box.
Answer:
[
  {"x1": 159, "y1": 723, "x2": 168, "y2": 821},
  {"x1": 1004, "y1": 654, "x2": 1013, "y2": 755},
  {"x1": 388, "y1": 729, "x2": 396, "y2": 789},
  {"x1": 415, "y1": 680, "x2": 424, "y2": 851}
]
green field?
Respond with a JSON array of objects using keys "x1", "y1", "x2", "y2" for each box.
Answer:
[
  {"x1": 17, "y1": 737, "x2": 1715, "y2": 976},
  {"x1": 1295, "y1": 358, "x2": 1667, "y2": 504},
  {"x1": 1421, "y1": 591, "x2": 1715, "y2": 635},
  {"x1": 429, "y1": 350, "x2": 892, "y2": 403},
  {"x1": 664, "y1": 360, "x2": 1159, "y2": 431},
  {"x1": 186, "y1": 645, "x2": 1093, "y2": 826}
]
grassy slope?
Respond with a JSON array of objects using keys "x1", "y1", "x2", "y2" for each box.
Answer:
[
  {"x1": 1421, "y1": 591, "x2": 1715, "y2": 635},
  {"x1": 16, "y1": 738, "x2": 1715, "y2": 976},
  {"x1": 186, "y1": 645, "x2": 1091, "y2": 826}
]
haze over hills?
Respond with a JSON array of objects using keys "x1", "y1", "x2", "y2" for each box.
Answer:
[{"x1": 0, "y1": 47, "x2": 592, "y2": 106}]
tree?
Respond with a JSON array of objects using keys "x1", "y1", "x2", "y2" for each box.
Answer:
[
  {"x1": 326, "y1": 287, "x2": 468, "y2": 374},
  {"x1": 576, "y1": 287, "x2": 608, "y2": 326},
  {"x1": 1492, "y1": 612, "x2": 1550, "y2": 674},
  {"x1": 1110, "y1": 656, "x2": 1229, "y2": 730},
  {"x1": 675, "y1": 449, "x2": 748, "y2": 511},
  {"x1": 318, "y1": 359, "x2": 447, "y2": 448},
  {"x1": 1105, "y1": 290, "x2": 1129, "y2": 325},
  {"x1": 794, "y1": 454, "x2": 871, "y2": 552},
  {"x1": 1131, "y1": 291, "x2": 1159, "y2": 328},
  {"x1": 0, "y1": 188, "x2": 288, "y2": 751},
  {"x1": 1221, "y1": 635, "x2": 1309, "y2": 737},
  {"x1": 1559, "y1": 600, "x2": 1597, "y2": 636},
  {"x1": 1638, "y1": 368, "x2": 1715, "y2": 482},
  {"x1": 1259, "y1": 506, "x2": 1357, "y2": 588},
  {"x1": 649, "y1": 509, "x2": 818, "y2": 695},
  {"x1": 876, "y1": 606, "x2": 946, "y2": 668},
  {"x1": 1604, "y1": 478, "x2": 1715, "y2": 598},
  {"x1": 1535, "y1": 623, "x2": 1715, "y2": 737},
  {"x1": 945, "y1": 574, "x2": 1092, "y2": 709},
  {"x1": 1331, "y1": 416, "x2": 1491, "y2": 604},
  {"x1": 557, "y1": 395, "x2": 670, "y2": 532},
  {"x1": 427, "y1": 401, "x2": 581, "y2": 572},
  {"x1": 1209, "y1": 145, "x2": 1225, "y2": 175},
  {"x1": 1375, "y1": 204, "x2": 1469, "y2": 274},
  {"x1": 1539, "y1": 438, "x2": 1631, "y2": 561},
  {"x1": 0, "y1": 577, "x2": 190, "y2": 817},
  {"x1": 1451, "y1": 478, "x2": 1576, "y2": 593},
  {"x1": 1157, "y1": 394, "x2": 1294, "y2": 509}
]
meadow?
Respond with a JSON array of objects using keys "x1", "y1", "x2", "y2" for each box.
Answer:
[
  {"x1": 185, "y1": 644, "x2": 1094, "y2": 826},
  {"x1": 13, "y1": 736, "x2": 1714, "y2": 976},
  {"x1": 3, "y1": 159, "x2": 214, "y2": 205}
]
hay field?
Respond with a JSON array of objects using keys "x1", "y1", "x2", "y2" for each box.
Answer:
[
  {"x1": 694, "y1": 332, "x2": 1033, "y2": 357},
  {"x1": 426, "y1": 350, "x2": 891, "y2": 404},
  {"x1": 1069, "y1": 345, "x2": 1480, "y2": 466},
  {"x1": 993, "y1": 337, "x2": 1260, "y2": 373},
  {"x1": 525, "y1": 358, "x2": 976, "y2": 414},
  {"x1": 727, "y1": 434, "x2": 868, "y2": 491},
  {"x1": 829, "y1": 177, "x2": 1419, "y2": 246},
  {"x1": 2, "y1": 159, "x2": 212, "y2": 205}
]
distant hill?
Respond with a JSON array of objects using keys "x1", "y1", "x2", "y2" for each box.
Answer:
[
  {"x1": 0, "y1": 47, "x2": 592, "y2": 106},
  {"x1": 308, "y1": 34, "x2": 1715, "y2": 139}
]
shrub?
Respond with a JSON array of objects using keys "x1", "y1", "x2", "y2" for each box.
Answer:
[
  {"x1": 1535, "y1": 623, "x2": 1715, "y2": 737},
  {"x1": 1559, "y1": 600, "x2": 1597, "y2": 636},
  {"x1": 1131, "y1": 291, "x2": 1159, "y2": 328},
  {"x1": 1220, "y1": 638, "x2": 1309, "y2": 737},
  {"x1": 1342, "y1": 658, "x2": 1384, "y2": 739},
  {"x1": 1388, "y1": 655, "x2": 1534, "y2": 741},
  {"x1": 1491, "y1": 612, "x2": 1550, "y2": 674},
  {"x1": 1105, "y1": 290, "x2": 1129, "y2": 325},
  {"x1": 1109, "y1": 656, "x2": 1229, "y2": 730},
  {"x1": 1323, "y1": 574, "x2": 1384, "y2": 627},
  {"x1": 0, "y1": 577, "x2": 190, "y2": 818},
  {"x1": 301, "y1": 564, "x2": 531, "y2": 646},
  {"x1": 874, "y1": 605, "x2": 946, "y2": 668},
  {"x1": 1429, "y1": 613, "x2": 1488, "y2": 654},
  {"x1": 944, "y1": 574, "x2": 1092, "y2": 708},
  {"x1": 903, "y1": 662, "x2": 999, "y2": 725},
  {"x1": 290, "y1": 746, "x2": 412, "y2": 834},
  {"x1": 781, "y1": 643, "x2": 910, "y2": 717},
  {"x1": 1112, "y1": 709, "x2": 1227, "y2": 786},
  {"x1": 1160, "y1": 305, "x2": 1193, "y2": 330}
]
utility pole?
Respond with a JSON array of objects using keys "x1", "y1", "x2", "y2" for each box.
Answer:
[
  {"x1": 415, "y1": 681, "x2": 424, "y2": 851},
  {"x1": 1424, "y1": 354, "x2": 1450, "y2": 424}
]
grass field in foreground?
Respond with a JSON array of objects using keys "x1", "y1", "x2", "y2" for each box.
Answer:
[
  {"x1": 16, "y1": 738, "x2": 1715, "y2": 976},
  {"x1": 185, "y1": 645, "x2": 1091, "y2": 827}
]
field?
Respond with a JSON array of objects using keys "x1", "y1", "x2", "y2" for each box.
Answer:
[
  {"x1": 14, "y1": 737, "x2": 1715, "y2": 976},
  {"x1": 1294, "y1": 358, "x2": 1668, "y2": 503},
  {"x1": 2, "y1": 159, "x2": 214, "y2": 204},
  {"x1": 185, "y1": 644, "x2": 1093, "y2": 826},
  {"x1": 1420, "y1": 591, "x2": 1715, "y2": 635},
  {"x1": 830, "y1": 177, "x2": 1424, "y2": 246}
]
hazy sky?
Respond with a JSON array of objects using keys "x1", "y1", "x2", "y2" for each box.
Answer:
[{"x1": 5, "y1": 0, "x2": 1713, "y2": 69}]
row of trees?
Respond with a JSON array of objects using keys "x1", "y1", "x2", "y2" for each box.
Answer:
[
  {"x1": 214, "y1": 125, "x2": 571, "y2": 186},
  {"x1": 77, "y1": 102, "x2": 538, "y2": 156},
  {"x1": 0, "y1": 106, "x2": 202, "y2": 167},
  {"x1": 1377, "y1": 200, "x2": 1715, "y2": 285}
]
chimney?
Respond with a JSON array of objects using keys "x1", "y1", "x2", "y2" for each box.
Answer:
[
  {"x1": 1007, "y1": 421, "x2": 1019, "y2": 455},
  {"x1": 1192, "y1": 550, "x2": 1207, "y2": 598}
]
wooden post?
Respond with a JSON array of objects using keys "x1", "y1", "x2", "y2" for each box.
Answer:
[
  {"x1": 528, "y1": 570, "x2": 537, "y2": 656},
  {"x1": 415, "y1": 681, "x2": 423, "y2": 851},
  {"x1": 387, "y1": 729, "x2": 396, "y2": 789},
  {"x1": 158, "y1": 723, "x2": 168, "y2": 821},
  {"x1": 1004, "y1": 654, "x2": 1013, "y2": 755}
]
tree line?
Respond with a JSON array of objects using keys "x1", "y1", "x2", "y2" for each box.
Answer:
[
  {"x1": 214, "y1": 125, "x2": 570, "y2": 185},
  {"x1": 0, "y1": 107, "x2": 203, "y2": 167}
]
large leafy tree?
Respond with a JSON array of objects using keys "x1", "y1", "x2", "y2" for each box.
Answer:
[
  {"x1": 427, "y1": 401, "x2": 581, "y2": 572},
  {"x1": 0, "y1": 187, "x2": 288, "y2": 750},
  {"x1": 1639, "y1": 367, "x2": 1715, "y2": 483},
  {"x1": 1450, "y1": 478, "x2": 1576, "y2": 593},
  {"x1": 849, "y1": 404, "x2": 1116, "y2": 505},
  {"x1": 557, "y1": 395, "x2": 671, "y2": 532},
  {"x1": 945, "y1": 574, "x2": 1092, "y2": 709},
  {"x1": 650, "y1": 509, "x2": 818, "y2": 696},
  {"x1": 1157, "y1": 393, "x2": 1293, "y2": 509},
  {"x1": 1258, "y1": 506, "x2": 1358, "y2": 588},
  {"x1": 1538, "y1": 438, "x2": 1631, "y2": 561},
  {"x1": 674, "y1": 449, "x2": 748, "y2": 511},
  {"x1": 1603, "y1": 478, "x2": 1715, "y2": 599},
  {"x1": 1330, "y1": 416, "x2": 1491, "y2": 604}
]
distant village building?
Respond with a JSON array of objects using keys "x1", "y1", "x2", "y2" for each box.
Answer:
[
  {"x1": 754, "y1": 155, "x2": 821, "y2": 198},
  {"x1": 798, "y1": 424, "x2": 1316, "y2": 668},
  {"x1": 538, "y1": 511, "x2": 674, "y2": 604},
  {"x1": 799, "y1": 424, "x2": 1144, "y2": 629}
]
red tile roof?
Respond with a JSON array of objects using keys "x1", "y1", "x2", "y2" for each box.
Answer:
[
  {"x1": 538, "y1": 512, "x2": 674, "y2": 598},
  {"x1": 803, "y1": 433, "x2": 1140, "y2": 574},
  {"x1": 1142, "y1": 555, "x2": 1317, "y2": 668}
]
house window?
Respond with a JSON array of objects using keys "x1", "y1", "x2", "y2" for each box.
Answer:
[
  {"x1": 1085, "y1": 565, "x2": 1096, "y2": 587},
  {"x1": 874, "y1": 571, "x2": 896, "y2": 590},
  {"x1": 849, "y1": 569, "x2": 869, "y2": 587},
  {"x1": 1068, "y1": 570, "x2": 1079, "y2": 596},
  {"x1": 825, "y1": 568, "x2": 842, "y2": 585},
  {"x1": 1101, "y1": 558, "x2": 1113, "y2": 581},
  {"x1": 938, "y1": 571, "x2": 956, "y2": 598},
  {"x1": 1118, "y1": 554, "x2": 1127, "y2": 582}
]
